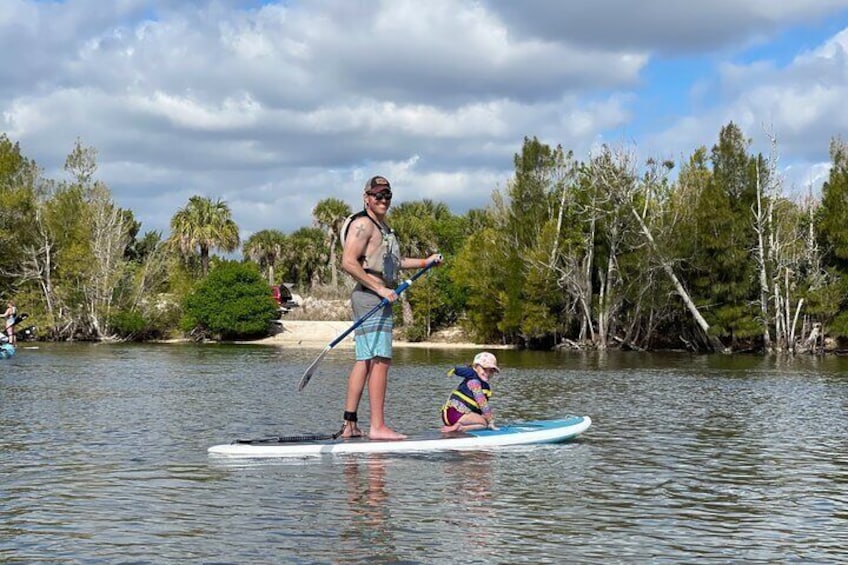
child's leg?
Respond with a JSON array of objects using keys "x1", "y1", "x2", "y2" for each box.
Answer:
[
  {"x1": 456, "y1": 413, "x2": 488, "y2": 431},
  {"x1": 441, "y1": 413, "x2": 487, "y2": 433}
]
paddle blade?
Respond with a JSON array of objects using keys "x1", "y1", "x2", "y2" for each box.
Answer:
[{"x1": 297, "y1": 346, "x2": 330, "y2": 391}]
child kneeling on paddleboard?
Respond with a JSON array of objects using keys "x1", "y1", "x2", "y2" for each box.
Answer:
[{"x1": 440, "y1": 352, "x2": 499, "y2": 432}]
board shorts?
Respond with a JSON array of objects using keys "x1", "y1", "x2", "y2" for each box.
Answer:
[
  {"x1": 441, "y1": 406, "x2": 464, "y2": 426},
  {"x1": 351, "y1": 286, "x2": 393, "y2": 361}
]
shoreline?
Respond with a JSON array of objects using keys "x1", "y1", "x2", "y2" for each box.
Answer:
[{"x1": 242, "y1": 320, "x2": 515, "y2": 349}]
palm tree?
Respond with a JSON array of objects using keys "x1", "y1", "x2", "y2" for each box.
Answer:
[
  {"x1": 388, "y1": 199, "x2": 445, "y2": 257},
  {"x1": 169, "y1": 195, "x2": 240, "y2": 276},
  {"x1": 243, "y1": 229, "x2": 287, "y2": 285},
  {"x1": 282, "y1": 227, "x2": 327, "y2": 289},
  {"x1": 312, "y1": 197, "x2": 352, "y2": 287}
]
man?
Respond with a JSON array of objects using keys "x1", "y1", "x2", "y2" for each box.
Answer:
[{"x1": 340, "y1": 175, "x2": 441, "y2": 440}]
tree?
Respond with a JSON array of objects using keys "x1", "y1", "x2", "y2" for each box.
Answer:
[
  {"x1": 814, "y1": 137, "x2": 848, "y2": 336},
  {"x1": 631, "y1": 153, "x2": 724, "y2": 352},
  {"x1": 60, "y1": 140, "x2": 136, "y2": 338},
  {"x1": 452, "y1": 227, "x2": 508, "y2": 343},
  {"x1": 281, "y1": 227, "x2": 327, "y2": 288},
  {"x1": 312, "y1": 198, "x2": 352, "y2": 288},
  {"x1": 243, "y1": 229, "x2": 287, "y2": 285},
  {"x1": 182, "y1": 260, "x2": 279, "y2": 339},
  {"x1": 817, "y1": 137, "x2": 848, "y2": 269},
  {"x1": 0, "y1": 134, "x2": 39, "y2": 289},
  {"x1": 169, "y1": 196, "x2": 240, "y2": 276},
  {"x1": 389, "y1": 199, "x2": 454, "y2": 333}
]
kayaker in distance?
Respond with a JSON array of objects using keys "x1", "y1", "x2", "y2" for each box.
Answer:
[{"x1": 1, "y1": 300, "x2": 17, "y2": 345}]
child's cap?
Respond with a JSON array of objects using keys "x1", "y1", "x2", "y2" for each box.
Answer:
[{"x1": 473, "y1": 352, "x2": 499, "y2": 372}]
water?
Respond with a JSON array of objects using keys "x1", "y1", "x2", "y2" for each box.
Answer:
[{"x1": 2, "y1": 344, "x2": 846, "y2": 563}]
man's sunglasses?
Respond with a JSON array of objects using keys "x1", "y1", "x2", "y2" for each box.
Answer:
[{"x1": 370, "y1": 191, "x2": 392, "y2": 202}]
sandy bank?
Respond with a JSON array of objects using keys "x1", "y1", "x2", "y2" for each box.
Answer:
[{"x1": 248, "y1": 320, "x2": 513, "y2": 349}]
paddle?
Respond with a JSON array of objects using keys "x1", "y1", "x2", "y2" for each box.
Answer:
[
  {"x1": 297, "y1": 256, "x2": 442, "y2": 391},
  {"x1": 10, "y1": 312, "x2": 28, "y2": 328}
]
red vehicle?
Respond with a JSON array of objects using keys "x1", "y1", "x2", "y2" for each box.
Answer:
[{"x1": 270, "y1": 285, "x2": 299, "y2": 312}]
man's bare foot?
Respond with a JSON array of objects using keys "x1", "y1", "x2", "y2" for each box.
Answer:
[
  {"x1": 341, "y1": 422, "x2": 363, "y2": 438},
  {"x1": 368, "y1": 426, "x2": 407, "y2": 440}
]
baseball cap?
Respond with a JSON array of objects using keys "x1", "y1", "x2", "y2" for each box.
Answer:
[
  {"x1": 365, "y1": 175, "x2": 391, "y2": 194},
  {"x1": 473, "y1": 352, "x2": 499, "y2": 372}
]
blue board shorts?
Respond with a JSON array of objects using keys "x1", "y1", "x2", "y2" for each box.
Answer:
[{"x1": 351, "y1": 286, "x2": 393, "y2": 360}]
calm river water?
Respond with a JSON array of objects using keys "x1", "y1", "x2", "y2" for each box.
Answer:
[{"x1": 1, "y1": 343, "x2": 846, "y2": 563}]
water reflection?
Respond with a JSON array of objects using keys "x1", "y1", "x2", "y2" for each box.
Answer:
[{"x1": 340, "y1": 456, "x2": 396, "y2": 561}]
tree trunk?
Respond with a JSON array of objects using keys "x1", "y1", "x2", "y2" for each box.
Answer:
[
  {"x1": 200, "y1": 246, "x2": 210, "y2": 276},
  {"x1": 754, "y1": 160, "x2": 772, "y2": 350},
  {"x1": 401, "y1": 297, "x2": 413, "y2": 327},
  {"x1": 327, "y1": 229, "x2": 338, "y2": 287}
]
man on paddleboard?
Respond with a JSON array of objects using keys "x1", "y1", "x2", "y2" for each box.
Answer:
[
  {"x1": 2, "y1": 300, "x2": 17, "y2": 345},
  {"x1": 339, "y1": 175, "x2": 441, "y2": 440}
]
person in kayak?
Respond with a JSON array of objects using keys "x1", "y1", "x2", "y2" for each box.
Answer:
[
  {"x1": 339, "y1": 175, "x2": 442, "y2": 440},
  {"x1": 440, "y1": 352, "x2": 500, "y2": 433}
]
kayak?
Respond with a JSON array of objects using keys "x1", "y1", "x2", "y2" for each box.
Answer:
[
  {"x1": 0, "y1": 343, "x2": 14, "y2": 359},
  {"x1": 208, "y1": 415, "x2": 591, "y2": 458}
]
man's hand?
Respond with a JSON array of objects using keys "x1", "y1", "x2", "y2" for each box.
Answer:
[
  {"x1": 426, "y1": 253, "x2": 444, "y2": 266},
  {"x1": 377, "y1": 286, "x2": 397, "y2": 302}
]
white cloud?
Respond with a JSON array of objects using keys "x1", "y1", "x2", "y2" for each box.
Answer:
[
  {"x1": 650, "y1": 17, "x2": 848, "y2": 190},
  {"x1": 2, "y1": 0, "x2": 848, "y2": 241}
]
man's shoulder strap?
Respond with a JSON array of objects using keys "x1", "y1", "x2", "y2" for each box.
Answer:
[{"x1": 342, "y1": 209, "x2": 389, "y2": 242}]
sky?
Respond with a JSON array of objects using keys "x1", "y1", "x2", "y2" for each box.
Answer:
[{"x1": 3, "y1": 0, "x2": 848, "y2": 242}]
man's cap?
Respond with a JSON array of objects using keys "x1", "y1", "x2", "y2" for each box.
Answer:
[
  {"x1": 365, "y1": 176, "x2": 391, "y2": 193},
  {"x1": 473, "y1": 352, "x2": 500, "y2": 372}
]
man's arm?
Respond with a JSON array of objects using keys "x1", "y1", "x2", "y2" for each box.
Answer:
[{"x1": 400, "y1": 253, "x2": 442, "y2": 270}]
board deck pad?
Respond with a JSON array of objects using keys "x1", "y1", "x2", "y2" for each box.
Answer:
[{"x1": 208, "y1": 415, "x2": 591, "y2": 458}]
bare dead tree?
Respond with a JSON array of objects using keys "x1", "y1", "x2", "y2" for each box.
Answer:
[
  {"x1": 752, "y1": 141, "x2": 773, "y2": 350},
  {"x1": 83, "y1": 182, "x2": 132, "y2": 339}
]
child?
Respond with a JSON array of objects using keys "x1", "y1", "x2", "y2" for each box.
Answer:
[{"x1": 440, "y1": 352, "x2": 500, "y2": 433}]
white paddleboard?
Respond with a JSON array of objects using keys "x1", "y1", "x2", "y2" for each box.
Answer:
[{"x1": 208, "y1": 415, "x2": 591, "y2": 458}]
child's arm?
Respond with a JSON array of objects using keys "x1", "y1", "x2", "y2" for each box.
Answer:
[{"x1": 467, "y1": 379, "x2": 493, "y2": 421}]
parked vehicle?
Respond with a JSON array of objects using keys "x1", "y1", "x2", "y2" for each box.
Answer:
[{"x1": 270, "y1": 284, "x2": 301, "y2": 314}]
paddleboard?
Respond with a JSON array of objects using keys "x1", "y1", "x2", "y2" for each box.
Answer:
[
  {"x1": 0, "y1": 343, "x2": 14, "y2": 359},
  {"x1": 208, "y1": 415, "x2": 591, "y2": 458}
]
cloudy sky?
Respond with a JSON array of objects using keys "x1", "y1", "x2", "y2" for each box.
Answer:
[{"x1": 3, "y1": 0, "x2": 848, "y2": 242}]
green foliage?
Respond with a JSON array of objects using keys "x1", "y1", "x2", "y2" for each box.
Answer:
[
  {"x1": 0, "y1": 134, "x2": 39, "y2": 288},
  {"x1": 672, "y1": 124, "x2": 761, "y2": 342},
  {"x1": 817, "y1": 138, "x2": 848, "y2": 270},
  {"x1": 169, "y1": 195, "x2": 240, "y2": 276},
  {"x1": 281, "y1": 227, "x2": 327, "y2": 288},
  {"x1": 403, "y1": 323, "x2": 429, "y2": 342},
  {"x1": 452, "y1": 227, "x2": 507, "y2": 343},
  {"x1": 312, "y1": 197, "x2": 351, "y2": 248},
  {"x1": 6, "y1": 122, "x2": 848, "y2": 352},
  {"x1": 109, "y1": 310, "x2": 147, "y2": 339},
  {"x1": 243, "y1": 229, "x2": 287, "y2": 285},
  {"x1": 181, "y1": 261, "x2": 279, "y2": 339}
]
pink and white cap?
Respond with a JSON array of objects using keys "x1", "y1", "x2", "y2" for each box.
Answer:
[{"x1": 473, "y1": 352, "x2": 499, "y2": 372}]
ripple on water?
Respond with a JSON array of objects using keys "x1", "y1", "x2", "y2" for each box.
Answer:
[{"x1": 2, "y1": 346, "x2": 847, "y2": 563}]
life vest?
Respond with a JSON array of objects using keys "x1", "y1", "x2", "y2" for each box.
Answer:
[
  {"x1": 444, "y1": 366, "x2": 492, "y2": 414},
  {"x1": 341, "y1": 209, "x2": 401, "y2": 285}
]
